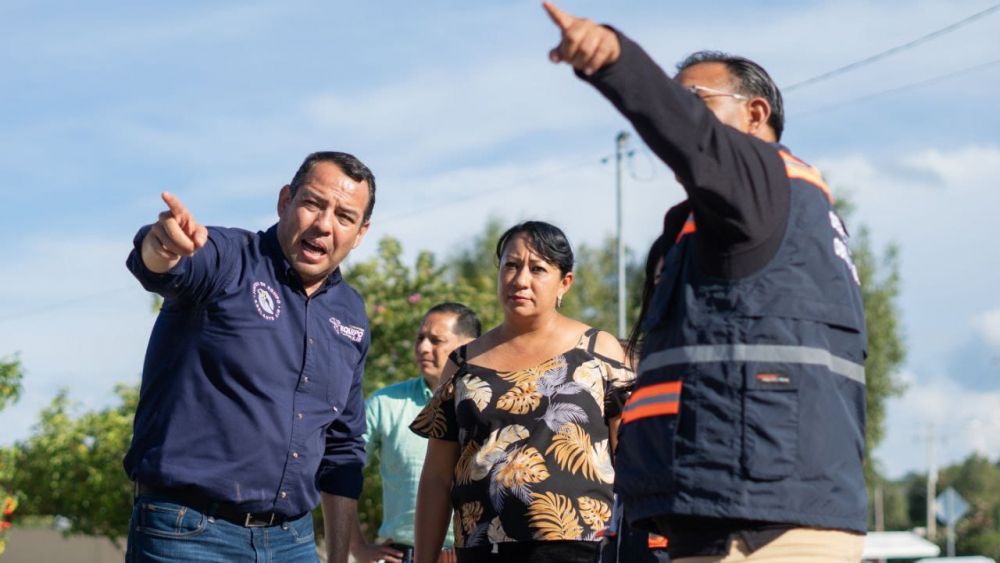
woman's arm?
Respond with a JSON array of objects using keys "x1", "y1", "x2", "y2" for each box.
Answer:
[{"x1": 414, "y1": 437, "x2": 460, "y2": 563}]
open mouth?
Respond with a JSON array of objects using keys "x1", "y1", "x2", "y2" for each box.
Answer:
[{"x1": 301, "y1": 239, "x2": 326, "y2": 259}]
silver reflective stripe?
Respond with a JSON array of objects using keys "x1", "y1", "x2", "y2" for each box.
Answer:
[{"x1": 639, "y1": 344, "x2": 865, "y2": 385}]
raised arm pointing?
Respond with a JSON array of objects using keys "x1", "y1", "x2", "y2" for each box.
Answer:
[
  {"x1": 140, "y1": 191, "x2": 208, "y2": 273},
  {"x1": 543, "y1": 2, "x2": 621, "y2": 75}
]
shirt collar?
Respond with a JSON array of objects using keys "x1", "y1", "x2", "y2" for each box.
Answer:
[{"x1": 419, "y1": 377, "x2": 434, "y2": 399}]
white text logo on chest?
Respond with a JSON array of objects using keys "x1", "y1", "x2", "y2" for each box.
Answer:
[{"x1": 329, "y1": 316, "x2": 365, "y2": 343}]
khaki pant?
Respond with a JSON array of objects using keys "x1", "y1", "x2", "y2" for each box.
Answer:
[{"x1": 674, "y1": 528, "x2": 865, "y2": 563}]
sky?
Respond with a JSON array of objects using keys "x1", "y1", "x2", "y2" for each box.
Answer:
[{"x1": 1, "y1": 0, "x2": 998, "y2": 482}]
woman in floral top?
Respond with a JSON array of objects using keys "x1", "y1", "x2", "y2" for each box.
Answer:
[{"x1": 412, "y1": 221, "x2": 635, "y2": 563}]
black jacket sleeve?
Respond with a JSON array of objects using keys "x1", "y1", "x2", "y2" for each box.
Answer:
[{"x1": 581, "y1": 31, "x2": 790, "y2": 279}]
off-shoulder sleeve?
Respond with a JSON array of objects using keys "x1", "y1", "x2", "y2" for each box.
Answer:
[
  {"x1": 597, "y1": 355, "x2": 635, "y2": 420},
  {"x1": 410, "y1": 376, "x2": 459, "y2": 442}
]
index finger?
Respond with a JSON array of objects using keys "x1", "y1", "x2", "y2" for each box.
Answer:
[
  {"x1": 161, "y1": 191, "x2": 189, "y2": 219},
  {"x1": 543, "y1": 1, "x2": 575, "y2": 31}
]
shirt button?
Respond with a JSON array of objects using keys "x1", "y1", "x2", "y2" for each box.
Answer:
[
  {"x1": 308, "y1": 338, "x2": 314, "y2": 345},
  {"x1": 292, "y1": 451, "x2": 299, "y2": 459},
  {"x1": 303, "y1": 376, "x2": 310, "y2": 383},
  {"x1": 297, "y1": 412, "x2": 303, "y2": 420},
  {"x1": 332, "y1": 406, "x2": 339, "y2": 413},
  {"x1": 280, "y1": 491, "x2": 287, "y2": 499}
]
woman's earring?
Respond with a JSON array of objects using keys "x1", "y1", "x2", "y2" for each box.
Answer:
[{"x1": 556, "y1": 295, "x2": 563, "y2": 308}]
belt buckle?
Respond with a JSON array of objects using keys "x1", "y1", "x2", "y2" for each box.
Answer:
[{"x1": 244, "y1": 512, "x2": 276, "y2": 528}]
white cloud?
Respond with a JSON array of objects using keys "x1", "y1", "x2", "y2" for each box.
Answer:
[
  {"x1": 0, "y1": 236, "x2": 153, "y2": 446},
  {"x1": 302, "y1": 55, "x2": 617, "y2": 171},
  {"x1": 3, "y1": 3, "x2": 281, "y2": 63},
  {"x1": 876, "y1": 370, "x2": 1000, "y2": 478},
  {"x1": 349, "y1": 152, "x2": 682, "y2": 267},
  {"x1": 815, "y1": 145, "x2": 1000, "y2": 371},
  {"x1": 973, "y1": 308, "x2": 1000, "y2": 348}
]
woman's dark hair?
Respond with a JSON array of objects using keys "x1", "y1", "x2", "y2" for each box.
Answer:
[
  {"x1": 625, "y1": 233, "x2": 671, "y2": 362},
  {"x1": 495, "y1": 221, "x2": 574, "y2": 275}
]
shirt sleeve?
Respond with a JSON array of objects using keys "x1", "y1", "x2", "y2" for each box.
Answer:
[
  {"x1": 581, "y1": 31, "x2": 790, "y2": 279},
  {"x1": 409, "y1": 376, "x2": 459, "y2": 442},
  {"x1": 597, "y1": 355, "x2": 635, "y2": 420},
  {"x1": 362, "y1": 392, "x2": 381, "y2": 464},
  {"x1": 316, "y1": 331, "x2": 369, "y2": 499},
  {"x1": 126, "y1": 225, "x2": 236, "y2": 303}
]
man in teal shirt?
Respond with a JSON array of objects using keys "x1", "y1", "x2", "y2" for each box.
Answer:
[{"x1": 351, "y1": 303, "x2": 481, "y2": 563}]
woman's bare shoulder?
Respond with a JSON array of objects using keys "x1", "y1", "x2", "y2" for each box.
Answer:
[{"x1": 591, "y1": 329, "x2": 626, "y2": 362}]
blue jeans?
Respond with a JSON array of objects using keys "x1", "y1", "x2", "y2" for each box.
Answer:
[{"x1": 126, "y1": 495, "x2": 319, "y2": 562}]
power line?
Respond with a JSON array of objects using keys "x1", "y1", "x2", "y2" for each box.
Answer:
[
  {"x1": 791, "y1": 58, "x2": 1000, "y2": 117},
  {"x1": 0, "y1": 286, "x2": 136, "y2": 324},
  {"x1": 378, "y1": 152, "x2": 610, "y2": 223},
  {"x1": 783, "y1": 2, "x2": 1000, "y2": 93}
]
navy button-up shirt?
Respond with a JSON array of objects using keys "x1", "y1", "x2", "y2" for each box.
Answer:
[{"x1": 125, "y1": 224, "x2": 367, "y2": 516}]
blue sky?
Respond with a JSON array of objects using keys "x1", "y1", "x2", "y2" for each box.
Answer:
[{"x1": 1, "y1": 0, "x2": 998, "y2": 481}]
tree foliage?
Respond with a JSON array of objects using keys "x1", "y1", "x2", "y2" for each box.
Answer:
[
  {"x1": 343, "y1": 231, "x2": 504, "y2": 537},
  {"x1": 0, "y1": 355, "x2": 24, "y2": 556},
  {"x1": 8, "y1": 385, "x2": 137, "y2": 545},
  {"x1": 878, "y1": 455, "x2": 1000, "y2": 559},
  {"x1": 0, "y1": 356, "x2": 22, "y2": 412},
  {"x1": 852, "y1": 226, "x2": 906, "y2": 481}
]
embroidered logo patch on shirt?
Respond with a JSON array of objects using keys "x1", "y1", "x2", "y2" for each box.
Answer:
[
  {"x1": 251, "y1": 282, "x2": 282, "y2": 321},
  {"x1": 329, "y1": 316, "x2": 365, "y2": 343}
]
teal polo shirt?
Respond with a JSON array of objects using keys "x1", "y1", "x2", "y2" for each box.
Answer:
[{"x1": 364, "y1": 377, "x2": 454, "y2": 546}]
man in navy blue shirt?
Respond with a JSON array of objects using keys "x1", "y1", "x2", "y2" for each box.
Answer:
[{"x1": 125, "y1": 151, "x2": 375, "y2": 563}]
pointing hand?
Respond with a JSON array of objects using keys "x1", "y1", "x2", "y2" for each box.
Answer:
[
  {"x1": 543, "y1": 2, "x2": 621, "y2": 75},
  {"x1": 141, "y1": 192, "x2": 208, "y2": 273}
]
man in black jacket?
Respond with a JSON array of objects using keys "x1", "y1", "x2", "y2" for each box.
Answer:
[{"x1": 544, "y1": 4, "x2": 867, "y2": 561}]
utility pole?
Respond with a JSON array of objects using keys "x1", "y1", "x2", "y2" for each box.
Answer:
[
  {"x1": 615, "y1": 131, "x2": 629, "y2": 339},
  {"x1": 874, "y1": 484, "x2": 885, "y2": 532},
  {"x1": 926, "y1": 422, "x2": 938, "y2": 540}
]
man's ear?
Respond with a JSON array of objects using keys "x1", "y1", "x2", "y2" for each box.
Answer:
[
  {"x1": 748, "y1": 97, "x2": 773, "y2": 139},
  {"x1": 277, "y1": 185, "x2": 292, "y2": 215},
  {"x1": 351, "y1": 221, "x2": 371, "y2": 250}
]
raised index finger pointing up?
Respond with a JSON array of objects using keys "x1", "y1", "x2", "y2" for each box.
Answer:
[
  {"x1": 161, "y1": 191, "x2": 189, "y2": 219},
  {"x1": 543, "y1": 2, "x2": 575, "y2": 31}
]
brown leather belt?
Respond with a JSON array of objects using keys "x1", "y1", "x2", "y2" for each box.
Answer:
[{"x1": 135, "y1": 482, "x2": 303, "y2": 528}]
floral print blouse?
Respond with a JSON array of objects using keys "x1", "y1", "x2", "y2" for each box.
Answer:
[{"x1": 410, "y1": 328, "x2": 635, "y2": 548}]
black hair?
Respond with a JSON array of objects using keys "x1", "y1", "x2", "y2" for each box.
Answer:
[
  {"x1": 289, "y1": 151, "x2": 377, "y2": 223},
  {"x1": 677, "y1": 51, "x2": 785, "y2": 141},
  {"x1": 625, "y1": 233, "x2": 671, "y2": 361},
  {"x1": 424, "y1": 302, "x2": 482, "y2": 339},
  {"x1": 495, "y1": 221, "x2": 574, "y2": 275}
]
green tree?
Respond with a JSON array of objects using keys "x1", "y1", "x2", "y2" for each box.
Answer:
[
  {"x1": 0, "y1": 355, "x2": 22, "y2": 412},
  {"x1": 344, "y1": 234, "x2": 503, "y2": 538},
  {"x1": 561, "y1": 238, "x2": 645, "y2": 338},
  {"x1": 832, "y1": 197, "x2": 907, "y2": 523},
  {"x1": 8, "y1": 385, "x2": 137, "y2": 545},
  {"x1": 0, "y1": 355, "x2": 24, "y2": 557},
  {"x1": 852, "y1": 227, "x2": 906, "y2": 483},
  {"x1": 940, "y1": 454, "x2": 1000, "y2": 559},
  {"x1": 448, "y1": 217, "x2": 505, "y2": 311}
]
